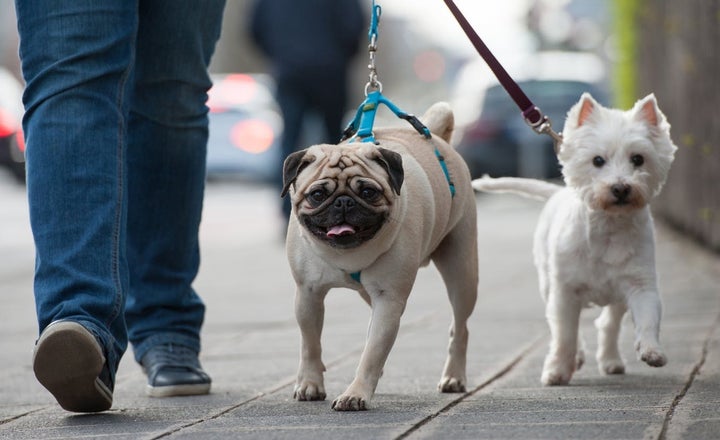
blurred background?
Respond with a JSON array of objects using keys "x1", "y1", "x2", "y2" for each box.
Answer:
[{"x1": 0, "y1": 0, "x2": 718, "y2": 251}]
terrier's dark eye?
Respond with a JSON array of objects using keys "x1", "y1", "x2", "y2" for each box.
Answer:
[
  {"x1": 592, "y1": 156, "x2": 606, "y2": 168},
  {"x1": 307, "y1": 189, "x2": 327, "y2": 205},
  {"x1": 360, "y1": 187, "x2": 380, "y2": 201},
  {"x1": 631, "y1": 154, "x2": 644, "y2": 167}
]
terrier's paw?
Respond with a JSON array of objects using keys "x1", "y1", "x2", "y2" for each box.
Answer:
[
  {"x1": 541, "y1": 355, "x2": 574, "y2": 386},
  {"x1": 331, "y1": 393, "x2": 368, "y2": 411},
  {"x1": 598, "y1": 358, "x2": 626, "y2": 375},
  {"x1": 541, "y1": 369, "x2": 573, "y2": 386},
  {"x1": 293, "y1": 381, "x2": 326, "y2": 401},
  {"x1": 639, "y1": 347, "x2": 667, "y2": 367},
  {"x1": 635, "y1": 340, "x2": 667, "y2": 367},
  {"x1": 438, "y1": 376, "x2": 466, "y2": 393}
]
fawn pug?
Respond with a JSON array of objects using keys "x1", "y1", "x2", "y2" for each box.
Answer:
[{"x1": 282, "y1": 102, "x2": 478, "y2": 409}]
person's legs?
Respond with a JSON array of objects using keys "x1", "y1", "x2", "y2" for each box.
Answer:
[
  {"x1": 275, "y1": 78, "x2": 307, "y2": 220},
  {"x1": 313, "y1": 73, "x2": 348, "y2": 144},
  {"x1": 124, "y1": 0, "x2": 225, "y2": 394},
  {"x1": 16, "y1": 0, "x2": 138, "y2": 411}
]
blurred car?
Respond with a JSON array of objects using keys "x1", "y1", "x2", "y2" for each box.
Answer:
[
  {"x1": 455, "y1": 78, "x2": 608, "y2": 179},
  {"x1": 206, "y1": 73, "x2": 283, "y2": 182},
  {"x1": 0, "y1": 68, "x2": 25, "y2": 183}
]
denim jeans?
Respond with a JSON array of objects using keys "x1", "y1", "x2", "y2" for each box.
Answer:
[{"x1": 16, "y1": 0, "x2": 226, "y2": 378}]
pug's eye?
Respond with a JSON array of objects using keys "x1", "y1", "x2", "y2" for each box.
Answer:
[
  {"x1": 592, "y1": 156, "x2": 606, "y2": 168},
  {"x1": 631, "y1": 154, "x2": 644, "y2": 167},
  {"x1": 360, "y1": 187, "x2": 380, "y2": 201},
  {"x1": 307, "y1": 189, "x2": 328, "y2": 205}
]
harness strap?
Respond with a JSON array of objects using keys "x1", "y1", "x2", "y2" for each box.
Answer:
[
  {"x1": 341, "y1": 90, "x2": 431, "y2": 143},
  {"x1": 342, "y1": 92, "x2": 455, "y2": 197},
  {"x1": 341, "y1": 92, "x2": 456, "y2": 285},
  {"x1": 435, "y1": 148, "x2": 456, "y2": 197},
  {"x1": 341, "y1": 0, "x2": 454, "y2": 286},
  {"x1": 349, "y1": 271, "x2": 361, "y2": 283}
]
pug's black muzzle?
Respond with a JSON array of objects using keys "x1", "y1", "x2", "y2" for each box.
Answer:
[{"x1": 301, "y1": 195, "x2": 387, "y2": 248}]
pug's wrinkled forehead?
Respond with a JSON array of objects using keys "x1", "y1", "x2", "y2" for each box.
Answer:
[
  {"x1": 301, "y1": 144, "x2": 397, "y2": 194},
  {"x1": 318, "y1": 146, "x2": 370, "y2": 178},
  {"x1": 313, "y1": 144, "x2": 383, "y2": 180},
  {"x1": 282, "y1": 143, "x2": 403, "y2": 199}
]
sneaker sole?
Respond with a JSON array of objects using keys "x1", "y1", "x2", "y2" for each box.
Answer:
[
  {"x1": 33, "y1": 321, "x2": 113, "y2": 412},
  {"x1": 146, "y1": 382, "x2": 211, "y2": 398}
]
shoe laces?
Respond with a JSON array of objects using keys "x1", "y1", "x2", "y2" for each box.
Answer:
[{"x1": 143, "y1": 343, "x2": 201, "y2": 370}]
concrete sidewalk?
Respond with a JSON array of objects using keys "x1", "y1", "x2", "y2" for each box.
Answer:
[{"x1": 1, "y1": 175, "x2": 718, "y2": 439}]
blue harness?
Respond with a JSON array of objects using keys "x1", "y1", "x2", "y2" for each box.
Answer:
[
  {"x1": 341, "y1": 90, "x2": 455, "y2": 198},
  {"x1": 340, "y1": 0, "x2": 455, "y2": 284},
  {"x1": 342, "y1": 91, "x2": 456, "y2": 285}
]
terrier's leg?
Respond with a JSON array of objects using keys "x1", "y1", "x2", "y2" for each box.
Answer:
[{"x1": 595, "y1": 303, "x2": 627, "y2": 374}]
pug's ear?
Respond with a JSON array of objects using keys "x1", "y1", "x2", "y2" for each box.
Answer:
[
  {"x1": 374, "y1": 148, "x2": 404, "y2": 195},
  {"x1": 281, "y1": 149, "x2": 315, "y2": 198}
]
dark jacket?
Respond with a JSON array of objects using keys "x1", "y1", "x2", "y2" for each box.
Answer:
[{"x1": 249, "y1": 0, "x2": 365, "y2": 82}]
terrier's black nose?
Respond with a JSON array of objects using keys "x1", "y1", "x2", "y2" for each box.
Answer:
[{"x1": 611, "y1": 184, "x2": 631, "y2": 201}]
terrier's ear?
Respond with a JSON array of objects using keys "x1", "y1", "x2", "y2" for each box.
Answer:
[
  {"x1": 566, "y1": 93, "x2": 599, "y2": 132},
  {"x1": 281, "y1": 149, "x2": 315, "y2": 198},
  {"x1": 577, "y1": 93, "x2": 597, "y2": 127},
  {"x1": 633, "y1": 93, "x2": 661, "y2": 127}
]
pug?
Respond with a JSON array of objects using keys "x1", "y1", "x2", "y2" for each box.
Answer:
[{"x1": 281, "y1": 102, "x2": 478, "y2": 411}]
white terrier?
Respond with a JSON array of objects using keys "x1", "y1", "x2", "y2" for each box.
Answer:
[{"x1": 473, "y1": 93, "x2": 677, "y2": 385}]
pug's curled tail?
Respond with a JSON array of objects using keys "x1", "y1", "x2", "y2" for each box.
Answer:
[{"x1": 471, "y1": 175, "x2": 562, "y2": 201}]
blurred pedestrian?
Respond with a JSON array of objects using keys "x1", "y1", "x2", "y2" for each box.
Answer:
[
  {"x1": 15, "y1": 0, "x2": 226, "y2": 412},
  {"x1": 248, "y1": 0, "x2": 365, "y2": 222}
]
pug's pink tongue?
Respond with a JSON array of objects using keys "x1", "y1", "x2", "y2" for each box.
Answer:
[{"x1": 327, "y1": 224, "x2": 356, "y2": 237}]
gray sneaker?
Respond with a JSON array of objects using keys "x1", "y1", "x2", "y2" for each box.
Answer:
[
  {"x1": 33, "y1": 321, "x2": 114, "y2": 412},
  {"x1": 141, "y1": 343, "x2": 211, "y2": 397}
]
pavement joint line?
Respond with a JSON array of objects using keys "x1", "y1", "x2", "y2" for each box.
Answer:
[
  {"x1": 146, "y1": 391, "x2": 270, "y2": 440},
  {"x1": 0, "y1": 408, "x2": 47, "y2": 426},
  {"x1": 657, "y1": 309, "x2": 720, "y2": 440},
  {"x1": 394, "y1": 333, "x2": 547, "y2": 440},
  {"x1": 143, "y1": 311, "x2": 441, "y2": 439}
]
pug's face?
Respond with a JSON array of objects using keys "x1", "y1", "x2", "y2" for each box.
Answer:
[{"x1": 282, "y1": 144, "x2": 404, "y2": 249}]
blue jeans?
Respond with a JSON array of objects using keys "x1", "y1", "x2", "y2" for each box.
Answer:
[{"x1": 16, "y1": 0, "x2": 226, "y2": 378}]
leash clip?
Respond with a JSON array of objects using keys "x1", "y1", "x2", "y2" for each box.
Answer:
[
  {"x1": 341, "y1": 0, "x2": 431, "y2": 144},
  {"x1": 523, "y1": 106, "x2": 563, "y2": 153},
  {"x1": 365, "y1": 1, "x2": 382, "y2": 94}
]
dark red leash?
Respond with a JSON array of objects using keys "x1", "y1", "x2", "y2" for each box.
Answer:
[{"x1": 442, "y1": 0, "x2": 563, "y2": 151}]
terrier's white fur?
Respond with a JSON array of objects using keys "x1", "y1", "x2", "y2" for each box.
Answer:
[{"x1": 473, "y1": 93, "x2": 677, "y2": 385}]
